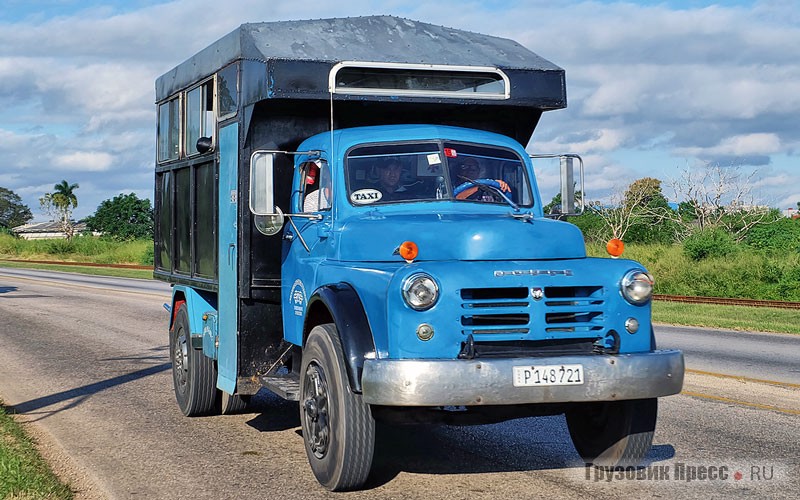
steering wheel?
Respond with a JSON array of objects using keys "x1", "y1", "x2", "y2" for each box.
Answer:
[{"x1": 453, "y1": 178, "x2": 510, "y2": 199}]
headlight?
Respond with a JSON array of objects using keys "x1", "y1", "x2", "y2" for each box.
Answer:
[
  {"x1": 402, "y1": 273, "x2": 439, "y2": 311},
  {"x1": 621, "y1": 270, "x2": 654, "y2": 305}
]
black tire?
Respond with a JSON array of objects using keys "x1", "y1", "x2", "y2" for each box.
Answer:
[
  {"x1": 566, "y1": 398, "x2": 657, "y2": 468},
  {"x1": 170, "y1": 304, "x2": 217, "y2": 416},
  {"x1": 300, "y1": 324, "x2": 375, "y2": 491},
  {"x1": 218, "y1": 391, "x2": 250, "y2": 415}
]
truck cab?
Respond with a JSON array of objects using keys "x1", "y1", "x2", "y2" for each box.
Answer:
[{"x1": 155, "y1": 16, "x2": 683, "y2": 491}]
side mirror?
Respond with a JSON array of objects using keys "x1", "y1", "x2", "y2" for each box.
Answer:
[
  {"x1": 249, "y1": 151, "x2": 276, "y2": 215},
  {"x1": 558, "y1": 155, "x2": 583, "y2": 216},
  {"x1": 196, "y1": 137, "x2": 213, "y2": 154},
  {"x1": 531, "y1": 154, "x2": 585, "y2": 217},
  {"x1": 249, "y1": 151, "x2": 284, "y2": 236}
]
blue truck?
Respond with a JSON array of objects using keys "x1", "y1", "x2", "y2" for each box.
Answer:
[{"x1": 154, "y1": 16, "x2": 684, "y2": 491}]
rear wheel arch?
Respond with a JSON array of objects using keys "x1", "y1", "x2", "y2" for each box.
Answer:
[{"x1": 169, "y1": 291, "x2": 187, "y2": 331}]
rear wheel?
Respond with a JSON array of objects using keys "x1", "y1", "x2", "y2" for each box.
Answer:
[
  {"x1": 300, "y1": 324, "x2": 375, "y2": 491},
  {"x1": 218, "y1": 391, "x2": 250, "y2": 415},
  {"x1": 170, "y1": 304, "x2": 217, "y2": 416},
  {"x1": 566, "y1": 398, "x2": 657, "y2": 468}
]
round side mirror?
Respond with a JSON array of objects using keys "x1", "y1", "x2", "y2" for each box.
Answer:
[
  {"x1": 254, "y1": 207, "x2": 285, "y2": 236},
  {"x1": 196, "y1": 137, "x2": 213, "y2": 154}
]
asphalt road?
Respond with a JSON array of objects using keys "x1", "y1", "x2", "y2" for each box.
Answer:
[
  {"x1": 0, "y1": 268, "x2": 798, "y2": 499},
  {"x1": 657, "y1": 324, "x2": 800, "y2": 385}
]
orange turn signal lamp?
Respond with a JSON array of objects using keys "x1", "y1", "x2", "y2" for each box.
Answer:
[
  {"x1": 606, "y1": 238, "x2": 625, "y2": 258},
  {"x1": 398, "y1": 241, "x2": 419, "y2": 263}
]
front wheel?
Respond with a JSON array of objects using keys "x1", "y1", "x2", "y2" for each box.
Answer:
[
  {"x1": 566, "y1": 398, "x2": 657, "y2": 468},
  {"x1": 300, "y1": 324, "x2": 375, "y2": 491}
]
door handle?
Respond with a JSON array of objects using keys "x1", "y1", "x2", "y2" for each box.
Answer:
[{"x1": 227, "y1": 243, "x2": 235, "y2": 266}]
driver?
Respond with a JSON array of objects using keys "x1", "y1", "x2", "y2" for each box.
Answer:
[{"x1": 453, "y1": 157, "x2": 510, "y2": 200}]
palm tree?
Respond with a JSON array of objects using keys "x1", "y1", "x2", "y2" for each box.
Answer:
[
  {"x1": 52, "y1": 180, "x2": 79, "y2": 211},
  {"x1": 41, "y1": 180, "x2": 79, "y2": 239}
]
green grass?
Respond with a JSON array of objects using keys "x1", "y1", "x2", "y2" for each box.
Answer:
[
  {"x1": 587, "y1": 242, "x2": 800, "y2": 301},
  {"x1": 653, "y1": 301, "x2": 800, "y2": 334},
  {"x1": 0, "y1": 402, "x2": 73, "y2": 499},
  {"x1": 0, "y1": 234, "x2": 153, "y2": 266}
]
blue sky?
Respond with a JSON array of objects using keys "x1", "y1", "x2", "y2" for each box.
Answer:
[{"x1": 1, "y1": 0, "x2": 798, "y2": 220}]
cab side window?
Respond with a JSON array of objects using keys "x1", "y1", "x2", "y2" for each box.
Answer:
[
  {"x1": 301, "y1": 160, "x2": 331, "y2": 212},
  {"x1": 185, "y1": 80, "x2": 214, "y2": 156}
]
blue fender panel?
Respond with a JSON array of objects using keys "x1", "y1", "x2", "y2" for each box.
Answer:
[
  {"x1": 170, "y1": 286, "x2": 217, "y2": 344},
  {"x1": 307, "y1": 284, "x2": 376, "y2": 393}
]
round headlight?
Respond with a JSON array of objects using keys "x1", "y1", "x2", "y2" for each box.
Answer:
[
  {"x1": 621, "y1": 270, "x2": 654, "y2": 305},
  {"x1": 402, "y1": 273, "x2": 439, "y2": 311}
]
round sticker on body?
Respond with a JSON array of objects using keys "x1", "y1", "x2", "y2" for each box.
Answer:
[{"x1": 350, "y1": 188, "x2": 383, "y2": 204}]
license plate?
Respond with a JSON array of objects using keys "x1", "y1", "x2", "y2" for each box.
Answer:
[{"x1": 513, "y1": 364, "x2": 584, "y2": 387}]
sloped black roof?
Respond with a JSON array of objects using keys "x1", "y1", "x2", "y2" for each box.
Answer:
[
  {"x1": 12, "y1": 221, "x2": 88, "y2": 234},
  {"x1": 156, "y1": 16, "x2": 565, "y2": 108}
]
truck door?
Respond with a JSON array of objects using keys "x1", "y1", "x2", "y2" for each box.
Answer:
[
  {"x1": 217, "y1": 122, "x2": 238, "y2": 394},
  {"x1": 281, "y1": 159, "x2": 332, "y2": 346}
]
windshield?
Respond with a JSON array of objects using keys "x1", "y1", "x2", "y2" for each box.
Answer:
[{"x1": 345, "y1": 141, "x2": 533, "y2": 207}]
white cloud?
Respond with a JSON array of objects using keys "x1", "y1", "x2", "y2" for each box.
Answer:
[
  {"x1": 0, "y1": 0, "x2": 799, "y2": 217},
  {"x1": 52, "y1": 152, "x2": 114, "y2": 172},
  {"x1": 753, "y1": 173, "x2": 795, "y2": 189},
  {"x1": 676, "y1": 133, "x2": 782, "y2": 158},
  {"x1": 776, "y1": 195, "x2": 800, "y2": 211},
  {"x1": 532, "y1": 128, "x2": 628, "y2": 155}
]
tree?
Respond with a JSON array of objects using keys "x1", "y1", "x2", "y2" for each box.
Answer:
[
  {"x1": 543, "y1": 191, "x2": 609, "y2": 242},
  {"x1": 85, "y1": 193, "x2": 154, "y2": 240},
  {"x1": 623, "y1": 178, "x2": 678, "y2": 244},
  {"x1": 54, "y1": 180, "x2": 79, "y2": 209},
  {"x1": 624, "y1": 178, "x2": 670, "y2": 209},
  {"x1": 543, "y1": 190, "x2": 583, "y2": 215},
  {"x1": 668, "y1": 163, "x2": 772, "y2": 242},
  {"x1": 40, "y1": 180, "x2": 79, "y2": 239},
  {"x1": 0, "y1": 187, "x2": 33, "y2": 229},
  {"x1": 588, "y1": 179, "x2": 656, "y2": 242}
]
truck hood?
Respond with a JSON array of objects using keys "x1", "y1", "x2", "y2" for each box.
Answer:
[{"x1": 336, "y1": 212, "x2": 586, "y2": 262}]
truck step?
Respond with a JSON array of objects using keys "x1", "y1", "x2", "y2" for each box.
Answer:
[{"x1": 260, "y1": 373, "x2": 301, "y2": 401}]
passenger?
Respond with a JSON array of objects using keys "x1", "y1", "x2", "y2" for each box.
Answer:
[
  {"x1": 374, "y1": 158, "x2": 410, "y2": 201},
  {"x1": 453, "y1": 157, "x2": 510, "y2": 201}
]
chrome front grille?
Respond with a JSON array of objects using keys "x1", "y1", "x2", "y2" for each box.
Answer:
[
  {"x1": 543, "y1": 286, "x2": 605, "y2": 333},
  {"x1": 459, "y1": 285, "x2": 605, "y2": 337}
]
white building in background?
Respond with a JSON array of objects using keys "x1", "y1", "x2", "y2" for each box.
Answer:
[{"x1": 11, "y1": 221, "x2": 97, "y2": 240}]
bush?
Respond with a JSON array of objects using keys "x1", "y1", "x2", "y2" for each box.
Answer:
[
  {"x1": 140, "y1": 244, "x2": 154, "y2": 266},
  {"x1": 567, "y1": 211, "x2": 610, "y2": 243},
  {"x1": 85, "y1": 193, "x2": 153, "y2": 241},
  {"x1": 683, "y1": 228, "x2": 738, "y2": 261},
  {"x1": 0, "y1": 234, "x2": 21, "y2": 255},
  {"x1": 745, "y1": 217, "x2": 800, "y2": 252},
  {"x1": 588, "y1": 241, "x2": 800, "y2": 301},
  {"x1": 46, "y1": 239, "x2": 75, "y2": 255}
]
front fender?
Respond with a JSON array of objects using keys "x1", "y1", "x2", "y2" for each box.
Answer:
[{"x1": 306, "y1": 284, "x2": 376, "y2": 393}]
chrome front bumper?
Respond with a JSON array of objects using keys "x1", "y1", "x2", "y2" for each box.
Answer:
[{"x1": 361, "y1": 349, "x2": 684, "y2": 406}]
